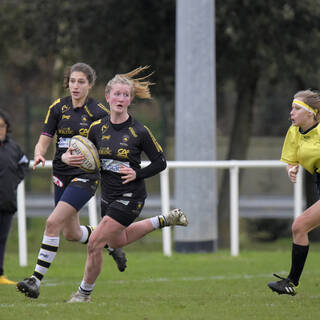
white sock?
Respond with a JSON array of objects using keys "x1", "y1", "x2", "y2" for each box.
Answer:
[
  {"x1": 33, "y1": 235, "x2": 60, "y2": 284},
  {"x1": 150, "y1": 217, "x2": 160, "y2": 229},
  {"x1": 79, "y1": 280, "x2": 95, "y2": 295},
  {"x1": 79, "y1": 225, "x2": 94, "y2": 243}
]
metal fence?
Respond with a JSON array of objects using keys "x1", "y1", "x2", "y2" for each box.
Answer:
[{"x1": 16, "y1": 160, "x2": 303, "y2": 266}]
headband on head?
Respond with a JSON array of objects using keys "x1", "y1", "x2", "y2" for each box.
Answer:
[{"x1": 293, "y1": 99, "x2": 318, "y2": 115}]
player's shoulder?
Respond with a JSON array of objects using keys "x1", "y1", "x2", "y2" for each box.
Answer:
[
  {"x1": 87, "y1": 98, "x2": 110, "y2": 114},
  {"x1": 130, "y1": 117, "x2": 145, "y2": 131},
  {"x1": 89, "y1": 116, "x2": 108, "y2": 130},
  {"x1": 47, "y1": 96, "x2": 71, "y2": 112}
]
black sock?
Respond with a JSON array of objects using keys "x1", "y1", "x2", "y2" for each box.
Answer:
[{"x1": 288, "y1": 243, "x2": 309, "y2": 286}]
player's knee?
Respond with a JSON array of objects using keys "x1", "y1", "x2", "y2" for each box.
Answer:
[
  {"x1": 87, "y1": 235, "x2": 104, "y2": 255},
  {"x1": 45, "y1": 216, "x2": 60, "y2": 234},
  {"x1": 62, "y1": 228, "x2": 78, "y2": 241},
  {"x1": 292, "y1": 218, "x2": 305, "y2": 236}
]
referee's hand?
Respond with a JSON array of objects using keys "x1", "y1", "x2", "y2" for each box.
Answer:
[{"x1": 287, "y1": 165, "x2": 298, "y2": 183}]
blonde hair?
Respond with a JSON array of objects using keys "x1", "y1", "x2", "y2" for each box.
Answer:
[
  {"x1": 105, "y1": 66, "x2": 154, "y2": 99},
  {"x1": 294, "y1": 89, "x2": 320, "y2": 120}
]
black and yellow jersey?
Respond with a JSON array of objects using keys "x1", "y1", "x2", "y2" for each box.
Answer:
[
  {"x1": 88, "y1": 115, "x2": 166, "y2": 200},
  {"x1": 281, "y1": 123, "x2": 320, "y2": 174},
  {"x1": 42, "y1": 96, "x2": 109, "y2": 176}
]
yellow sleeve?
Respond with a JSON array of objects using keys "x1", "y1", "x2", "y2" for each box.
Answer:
[{"x1": 280, "y1": 126, "x2": 299, "y2": 165}]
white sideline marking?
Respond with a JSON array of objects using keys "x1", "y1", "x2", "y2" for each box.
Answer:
[{"x1": 40, "y1": 271, "x2": 282, "y2": 287}]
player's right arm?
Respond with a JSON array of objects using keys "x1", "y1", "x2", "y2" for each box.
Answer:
[{"x1": 33, "y1": 135, "x2": 52, "y2": 169}]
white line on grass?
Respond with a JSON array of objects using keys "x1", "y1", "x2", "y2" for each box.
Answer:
[{"x1": 39, "y1": 271, "x2": 288, "y2": 287}]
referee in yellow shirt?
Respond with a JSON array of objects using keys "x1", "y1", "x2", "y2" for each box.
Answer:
[{"x1": 268, "y1": 89, "x2": 320, "y2": 296}]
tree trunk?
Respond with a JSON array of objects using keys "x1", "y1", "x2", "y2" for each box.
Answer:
[{"x1": 218, "y1": 72, "x2": 259, "y2": 248}]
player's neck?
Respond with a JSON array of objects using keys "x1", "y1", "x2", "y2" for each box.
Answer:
[
  {"x1": 72, "y1": 96, "x2": 87, "y2": 108},
  {"x1": 110, "y1": 112, "x2": 129, "y2": 124}
]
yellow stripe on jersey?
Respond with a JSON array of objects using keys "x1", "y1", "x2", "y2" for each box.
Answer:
[
  {"x1": 84, "y1": 105, "x2": 93, "y2": 117},
  {"x1": 44, "y1": 98, "x2": 61, "y2": 124},
  {"x1": 98, "y1": 103, "x2": 110, "y2": 114},
  {"x1": 129, "y1": 127, "x2": 138, "y2": 138},
  {"x1": 87, "y1": 119, "x2": 102, "y2": 137},
  {"x1": 144, "y1": 125, "x2": 163, "y2": 153}
]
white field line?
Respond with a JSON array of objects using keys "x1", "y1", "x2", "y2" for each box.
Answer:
[{"x1": 39, "y1": 271, "x2": 289, "y2": 287}]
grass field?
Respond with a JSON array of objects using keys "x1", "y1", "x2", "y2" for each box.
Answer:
[{"x1": 2, "y1": 218, "x2": 320, "y2": 319}]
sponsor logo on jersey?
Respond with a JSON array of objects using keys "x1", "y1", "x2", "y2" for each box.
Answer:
[
  {"x1": 117, "y1": 148, "x2": 130, "y2": 158},
  {"x1": 116, "y1": 199, "x2": 130, "y2": 206},
  {"x1": 81, "y1": 115, "x2": 88, "y2": 123},
  {"x1": 53, "y1": 176, "x2": 64, "y2": 187},
  {"x1": 58, "y1": 128, "x2": 74, "y2": 135},
  {"x1": 123, "y1": 193, "x2": 133, "y2": 197},
  {"x1": 102, "y1": 135, "x2": 111, "y2": 140},
  {"x1": 61, "y1": 105, "x2": 70, "y2": 113},
  {"x1": 79, "y1": 128, "x2": 89, "y2": 136},
  {"x1": 62, "y1": 115, "x2": 71, "y2": 120},
  {"x1": 71, "y1": 178, "x2": 89, "y2": 183},
  {"x1": 58, "y1": 137, "x2": 71, "y2": 148},
  {"x1": 101, "y1": 159, "x2": 130, "y2": 173},
  {"x1": 101, "y1": 124, "x2": 109, "y2": 133},
  {"x1": 99, "y1": 147, "x2": 112, "y2": 155},
  {"x1": 120, "y1": 135, "x2": 130, "y2": 146}
]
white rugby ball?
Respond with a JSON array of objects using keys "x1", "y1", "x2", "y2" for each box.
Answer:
[{"x1": 69, "y1": 135, "x2": 100, "y2": 172}]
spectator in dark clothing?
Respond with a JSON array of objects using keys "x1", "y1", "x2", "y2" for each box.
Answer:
[{"x1": 0, "y1": 109, "x2": 29, "y2": 285}]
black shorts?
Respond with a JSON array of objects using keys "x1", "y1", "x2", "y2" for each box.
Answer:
[
  {"x1": 101, "y1": 197, "x2": 145, "y2": 227},
  {"x1": 315, "y1": 173, "x2": 320, "y2": 200}
]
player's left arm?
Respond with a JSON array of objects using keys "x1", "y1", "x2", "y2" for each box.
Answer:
[{"x1": 134, "y1": 125, "x2": 167, "y2": 180}]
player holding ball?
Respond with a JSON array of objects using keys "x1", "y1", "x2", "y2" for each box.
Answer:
[
  {"x1": 68, "y1": 66, "x2": 188, "y2": 303},
  {"x1": 17, "y1": 62, "x2": 127, "y2": 299}
]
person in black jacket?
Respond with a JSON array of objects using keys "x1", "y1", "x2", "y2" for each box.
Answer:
[{"x1": 0, "y1": 109, "x2": 29, "y2": 285}]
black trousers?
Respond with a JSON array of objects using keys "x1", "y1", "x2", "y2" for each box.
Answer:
[{"x1": 0, "y1": 213, "x2": 14, "y2": 276}]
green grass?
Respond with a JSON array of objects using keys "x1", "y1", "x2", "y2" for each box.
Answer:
[
  {"x1": 2, "y1": 218, "x2": 320, "y2": 319},
  {"x1": 2, "y1": 250, "x2": 320, "y2": 320}
]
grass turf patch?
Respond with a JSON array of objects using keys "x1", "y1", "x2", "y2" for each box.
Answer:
[{"x1": 1, "y1": 250, "x2": 320, "y2": 320}]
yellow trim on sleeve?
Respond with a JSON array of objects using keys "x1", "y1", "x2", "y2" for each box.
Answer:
[{"x1": 44, "y1": 98, "x2": 61, "y2": 124}]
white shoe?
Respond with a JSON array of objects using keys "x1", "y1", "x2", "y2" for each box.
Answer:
[
  {"x1": 67, "y1": 291, "x2": 91, "y2": 303},
  {"x1": 163, "y1": 208, "x2": 188, "y2": 227}
]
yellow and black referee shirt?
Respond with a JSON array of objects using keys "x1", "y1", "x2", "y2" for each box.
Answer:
[{"x1": 281, "y1": 123, "x2": 320, "y2": 174}]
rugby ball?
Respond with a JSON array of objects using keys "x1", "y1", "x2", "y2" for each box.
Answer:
[{"x1": 69, "y1": 135, "x2": 100, "y2": 172}]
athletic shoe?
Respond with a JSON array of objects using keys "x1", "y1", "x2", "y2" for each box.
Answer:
[
  {"x1": 17, "y1": 277, "x2": 40, "y2": 298},
  {"x1": 107, "y1": 248, "x2": 127, "y2": 272},
  {"x1": 268, "y1": 273, "x2": 297, "y2": 296},
  {"x1": 0, "y1": 275, "x2": 17, "y2": 285},
  {"x1": 162, "y1": 208, "x2": 188, "y2": 227},
  {"x1": 67, "y1": 291, "x2": 91, "y2": 303}
]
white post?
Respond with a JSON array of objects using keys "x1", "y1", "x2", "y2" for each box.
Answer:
[
  {"x1": 230, "y1": 165, "x2": 239, "y2": 256},
  {"x1": 294, "y1": 165, "x2": 304, "y2": 219},
  {"x1": 88, "y1": 195, "x2": 98, "y2": 227},
  {"x1": 17, "y1": 181, "x2": 27, "y2": 266},
  {"x1": 160, "y1": 168, "x2": 172, "y2": 256}
]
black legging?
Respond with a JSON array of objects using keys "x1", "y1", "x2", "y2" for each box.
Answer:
[{"x1": 0, "y1": 213, "x2": 14, "y2": 276}]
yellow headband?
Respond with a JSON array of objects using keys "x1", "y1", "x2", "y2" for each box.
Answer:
[{"x1": 293, "y1": 99, "x2": 318, "y2": 115}]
